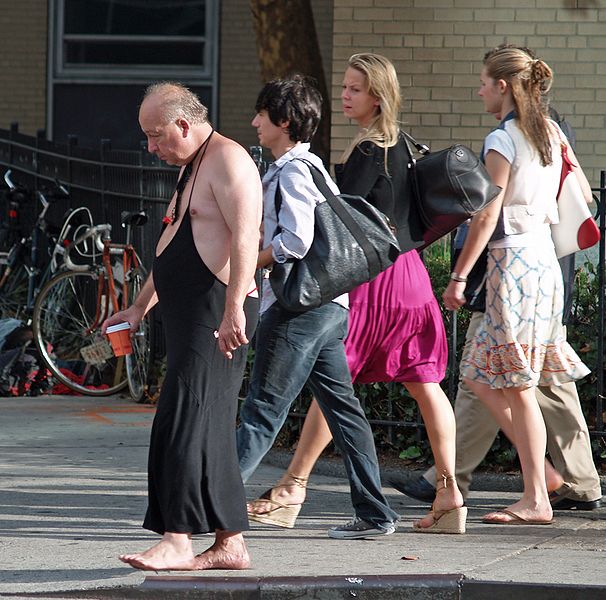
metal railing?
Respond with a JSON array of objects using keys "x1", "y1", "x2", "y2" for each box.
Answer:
[{"x1": 0, "y1": 123, "x2": 177, "y2": 269}]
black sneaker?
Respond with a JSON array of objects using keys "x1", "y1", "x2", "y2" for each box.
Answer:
[
  {"x1": 388, "y1": 475, "x2": 436, "y2": 504},
  {"x1": 327, "y1": 517, "x2": 396, "y2": 539}
]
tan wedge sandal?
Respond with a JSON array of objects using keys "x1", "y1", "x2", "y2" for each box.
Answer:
[
  {"x1": 247, "y1": 473, "x2": 308, "y2": 529},
  {"x1": 412, "y1": 471, "x2": 467, "y2": 534}
]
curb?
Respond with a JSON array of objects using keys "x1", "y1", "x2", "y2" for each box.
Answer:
[
  {"x1": 463, "y1": 580, "x2": 606, "y2": 600},
  {"x1": 10, "y1": 575, "x2": 606, "y2": 600},
  {"x1": 141, "y1": 574, "x2": 463, "y2": 598}
]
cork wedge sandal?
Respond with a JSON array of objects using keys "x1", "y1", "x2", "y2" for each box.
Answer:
[
  {"x1": 247, "y1": 473, "x2": 308, "y2": 529},
  {"x1": 412, "y1": 471, "x2": 467, "y2": 534}
]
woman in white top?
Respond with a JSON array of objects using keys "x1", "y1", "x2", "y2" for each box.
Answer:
[{"x1": 443, "y1": 46, "x2": 591, "y2": 525}]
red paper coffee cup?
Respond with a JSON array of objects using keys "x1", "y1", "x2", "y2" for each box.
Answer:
[{"x1": 106, "y1": 322, "x2": 132, "y2": 356}]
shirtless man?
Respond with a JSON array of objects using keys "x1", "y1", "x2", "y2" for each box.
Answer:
[{"x1": 103, "y1": 82, "x2": 262, "y2": 571}]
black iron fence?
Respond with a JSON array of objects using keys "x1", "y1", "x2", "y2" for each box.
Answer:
[
  {"x1": 1, "y1": 123, "x2": 604, "y2": 448},
  {"x1": 0, "y1": 122, "x2": 177, "y2": 370},
  {"x1": 593, "y1": 170, "x2": 606, "y2": 438},
  {"x1": 0, "y1": 123, "x2": 177, "y2": 269}
]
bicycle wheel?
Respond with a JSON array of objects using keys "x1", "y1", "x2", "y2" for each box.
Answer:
[
  {"x1": 125, "y1": 267, "x2": 152, "y2": 402},
  {"x1": 32, "y1": 270, "x2": 128, "y2": 396}
]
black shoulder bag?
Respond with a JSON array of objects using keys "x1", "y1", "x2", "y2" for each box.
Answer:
[
  {"x1": 269, "y1": 159, "x2": 401, "y2": 312},
  {"x1": 402, "y1": 131, "x2": 502, "y2": 249}
]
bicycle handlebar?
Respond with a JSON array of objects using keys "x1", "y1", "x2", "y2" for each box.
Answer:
[
  {"x1": 4, "y1": 170, "x2": 16, "y2": 190},
  {"x1": 63, "y1": 223, "x2": 113, "y2": 271},
  {"x1": 34, "y1": 191, "x2": 51, "y2": 225},
  {"x1": 3, "y1": 169, "x2": 70, "y2": 217}
]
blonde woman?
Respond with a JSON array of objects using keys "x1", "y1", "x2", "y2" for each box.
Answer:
[
  {"x1": 247, "y1": 53, "x2": 466, "y2": 535},
  {"x1": 443, "y1": 47, "x2": 591, "y2": 524}
]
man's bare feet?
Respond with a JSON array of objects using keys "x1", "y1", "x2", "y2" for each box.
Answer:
[
  {"x1": 119, "y1": 532, "x2": 196, "y2": 571},
  {"x1": 192, "y1": 531, "x2": 250, "y2": 570}
]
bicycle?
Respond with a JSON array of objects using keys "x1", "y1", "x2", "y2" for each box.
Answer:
[
  {"x1": 32, "y1": 210, "x2": 152, "y2": 400},
  {"x1": 0, "y1": 170, "x2": 93, "y2": 320}
]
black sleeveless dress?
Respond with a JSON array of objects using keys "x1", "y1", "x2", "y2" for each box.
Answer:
[{"x1": 143, "y1": 201, "x2": 258, "y2": 535}]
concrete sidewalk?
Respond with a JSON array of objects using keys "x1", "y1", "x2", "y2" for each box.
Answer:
[{"x1": 0, "y1": 394, "x2": 604, "y2": 599}]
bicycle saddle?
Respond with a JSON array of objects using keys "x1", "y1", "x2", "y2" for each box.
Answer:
[{"x1": 121, "y1": 210, "x2": 148, "y2": 228}]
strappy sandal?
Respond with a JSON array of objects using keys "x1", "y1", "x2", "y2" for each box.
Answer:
[
  {"x1": 412, "y1": 471, "x2": 467, "y2": 534},
  {"x1": 247, "y1": 473, "x2": 308, "y2": 529}
]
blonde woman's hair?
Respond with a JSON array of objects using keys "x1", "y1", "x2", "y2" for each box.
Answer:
[
  {"x1": 340, "y1": 53, "x2": 401, "y2": 163},
  {"x1": 483, "y1": 47, "x2": 554, "y2": 166}
]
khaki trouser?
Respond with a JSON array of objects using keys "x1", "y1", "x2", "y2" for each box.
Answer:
[{"x1": 425, "y1": 311, "x2": 601, "y2": 502}]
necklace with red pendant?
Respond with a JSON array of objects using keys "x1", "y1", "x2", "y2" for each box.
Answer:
[{"x1": 162, "y1": 129, "x2": 214, "y2": 226}]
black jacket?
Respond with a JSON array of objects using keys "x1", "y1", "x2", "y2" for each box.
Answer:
[{"x1": 334, "y1": 134, "x2": 425, "y2": 253}]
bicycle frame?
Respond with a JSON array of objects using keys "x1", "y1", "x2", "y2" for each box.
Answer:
[
  {"x1": 87, "y1": 240, "x2": 140, "y2": 335},
  {"x1": 33, "y1": 211, "x2": 150, "y2": 399},
  {"x1": 62, "y1": 222, "x2": 141, "y2": 334}
]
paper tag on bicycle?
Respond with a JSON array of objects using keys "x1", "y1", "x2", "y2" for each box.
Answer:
[{"x1": 80, "y1": 339, "x2": 114, "y2": 365}]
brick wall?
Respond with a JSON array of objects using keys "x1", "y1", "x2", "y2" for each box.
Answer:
[
  {"x1": 219, "y1": 0, "x2": 334, "y2": 151},
  {"x1": 332, "y1": 0, "x2": 606, "y2": 185},
  {"x1": 218, "y1": 0, "x2": 261, "y2": 149},
  {"x1": 0, "y1": 1, "x2": 48, "y2": 135}
]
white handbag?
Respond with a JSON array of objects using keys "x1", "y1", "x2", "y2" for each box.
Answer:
[{"x1": 551, "y1": 142, "x2": 600, "y2": 258}]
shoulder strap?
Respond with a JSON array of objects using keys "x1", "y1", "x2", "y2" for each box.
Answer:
[
  {"x1": 295, "y1": 158, "x2": 345, "y2": 204},
  {"x1": 295, "y1": 158, "x2": 386, "y2": 278},
  {"x1": 400, "y1": 130, "x2": 430, "y2": 156},
  {"x1": 272, "y1": 179, "x2": 283, "y2": 237},
  {"x1": 273, "y1": 180, "x2": 283, "y2": 216},
  {"x1": 272, "y1": 158, "x2": 327, "y2": 235},
  {"x1": 398, "y1": 132, "x2": 424, "y2": 207},
  {"x1": 549, "y1": 120, "x2": 576, "y2": 171}
]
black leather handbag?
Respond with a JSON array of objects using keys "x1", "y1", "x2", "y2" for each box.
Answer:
[
  {"x1": 402, "y1": 132, "x2": 501, "y2": 249},
  {"x1": 270, "y1": 159, "x2": 401, "y2": 312}
]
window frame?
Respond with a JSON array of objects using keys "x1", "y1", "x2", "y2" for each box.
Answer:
[
  {"x1": 47, "y1": 0, "x2": 219, "y2": 139},
  {"x1": 52, "y1": 0, "x2": 216, "y2": 80}
]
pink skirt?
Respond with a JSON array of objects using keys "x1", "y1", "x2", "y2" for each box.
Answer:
[{"x1": 346, "y1": 250, "x2": 448, "y2": 384}]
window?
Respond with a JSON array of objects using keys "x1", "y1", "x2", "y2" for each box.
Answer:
[
  {"x1": 54, "y1": 0, "x2": 214, "y2": 78},
  {"x1": 48, "y1": 0, "x2": 218, "y2": 147}
]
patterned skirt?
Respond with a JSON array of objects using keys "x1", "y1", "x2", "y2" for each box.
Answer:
[{"x1": 460, "y1": 245, "x2": 590, "y2": 389}]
